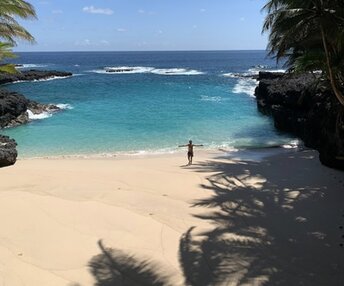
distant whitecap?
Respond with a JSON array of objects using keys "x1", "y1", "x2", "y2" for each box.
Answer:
[
  {"x1": 104, "y1": 66, "x2": 154, "y2": 74},
  {"x1": 151, "y1": 68, "x2": 205, "y2": 75},
  {"x1": 247, "y1": 67, "x2": 286, "y2": 74},
  {"x1": 31, "y1": 75, "x2": 72, "y2": 82},
  {"x1": 16, "y1": 64, "x2": 48, "y2": 69},
  {"x1": 223, "y1": 72, "x2": 242, "y2": 78},
  {"x1": 200, "y1": 95, "x2": 223, "y2": 102},
  {"x1": 56, "y1": 103, "x2": 74, "y2": 110},
  {"x1": 88, "y1": 66, "x2": 205, "y2": 76}
]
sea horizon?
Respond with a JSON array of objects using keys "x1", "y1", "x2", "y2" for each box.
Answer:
[{"x1": 14, "y1": 49, "x2": 267, "y2": 53}]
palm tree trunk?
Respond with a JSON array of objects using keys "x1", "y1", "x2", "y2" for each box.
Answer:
[{"x1": 320, "y1": 24, "x2": 344, "y2": 106}]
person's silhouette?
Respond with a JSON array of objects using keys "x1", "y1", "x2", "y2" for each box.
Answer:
[{"x1": 178, "y1": 140, "x2": 203, "y2": 165}]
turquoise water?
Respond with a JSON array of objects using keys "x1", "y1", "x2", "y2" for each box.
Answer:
[{"x1": 2, "y1": 51, "x2": 295, "y2": 157}]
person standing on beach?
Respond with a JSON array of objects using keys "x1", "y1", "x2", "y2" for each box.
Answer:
[{"x1": 179, "y1": 140, "x2": 203, "y2": 165}]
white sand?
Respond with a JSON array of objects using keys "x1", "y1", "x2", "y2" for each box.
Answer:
[{"x1": 0, "y1": 149, "x2": 343, "y2": 285}]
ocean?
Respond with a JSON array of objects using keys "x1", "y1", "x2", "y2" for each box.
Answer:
[{"x1": 2, "y1": 50, "x2": 296, "y2": 157}]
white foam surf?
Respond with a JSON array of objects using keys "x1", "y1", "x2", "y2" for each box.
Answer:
[
  {"x1": 105, "y1": 66, "x2": 154, "y2": 74},
  {"x1": 282, "y1": 139, "x2": 302, "y2": 149},
  {"x1": 56, "y1": 103, "x2": 74, "y2": 110},
  {"x1": 31, "y1": 75, "x2": 72, "y2": 82},
  {"x1": 223, "y1": 72, "x2": 242, "y2": 78},
  {"x1": 89, "y1": 66, "x2": 153, "y2": 74},
  {"x1": 89, "y1": 66, "x2": 205, "y2": 76},
  {"x1": 248, "y1": 68, "x2": 286, "y2": 75},
  {"x1": 27, "y1": 103, "x2": 73, "y2": 121},
  {"x1": 10, "y1": 75, "x2": 73, "y2": 85},
  {"x1": 151, "y1": 68, "x2": 205, "y2": 75},
  {"x1": 232, "y1": 78, "x2": 258, "y2": 97},
  {"x1": 228, "y1": 66, "x2": 286, "y2": 97},
  {"x1": 16, "y1": 64, "x2": 48, "y2": 69},
  {"x1": 200, "y1": 95, "x2": 224, "y2": 102},
  {"x1": 27, "y1": 110, "x2": 52, "y2": 120},
  {"x1": 223, "y1": 67, "x2": 286, "y2": 78}
]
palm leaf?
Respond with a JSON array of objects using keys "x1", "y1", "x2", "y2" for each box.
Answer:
[{"x1": 0, "y1": 63, "x2": 17, "y2": 74}]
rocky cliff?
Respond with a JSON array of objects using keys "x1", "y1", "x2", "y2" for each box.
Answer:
[{"x1": 255, "y1": 72, "x2": 344, "y2": 170}]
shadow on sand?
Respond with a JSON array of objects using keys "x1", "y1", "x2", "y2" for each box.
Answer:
[
  {"x1": 87, "y1": 240, "x2": 173, "y2": 286},
  {"x1": 87, "y1": 151, "x2": 344, "y2": 286}
]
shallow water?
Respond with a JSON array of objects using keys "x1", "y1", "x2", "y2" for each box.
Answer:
[{"x1": 2, "y1": 51, "x2": 296, "y2": 157}]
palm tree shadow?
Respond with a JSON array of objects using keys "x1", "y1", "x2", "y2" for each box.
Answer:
[
  {"x1": 86, "y1": 150, "x2": 344, "y2": 286},
  {"x1": 179, "y1": 151, "x2": 344, "y2": 285},
  {"x1": 89, "y1": 240, "x2": 174, "y2": 286}
]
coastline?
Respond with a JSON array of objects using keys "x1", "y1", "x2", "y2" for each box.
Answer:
[
  {"x1": 1, "y1": 51, "x2": 298, "y2": 167},
  {"x1": 1, "y1": 148, "x2": 343, "y2": 285},
  {"x1": 16, "y1": 143, "x2": 300, "y2": 160}
]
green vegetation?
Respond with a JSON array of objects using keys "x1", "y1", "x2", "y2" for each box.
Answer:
[
  {"x1": 0, "y1": 0, "x2": 36, "y2": 73},
  {"x1": 262, "y1": 0, "x2": 344, "y2": 106}
]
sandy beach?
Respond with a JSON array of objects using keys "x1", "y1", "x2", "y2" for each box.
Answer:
[{"x1": 0, "y1": 149, "x2": 343, "y2": 285}]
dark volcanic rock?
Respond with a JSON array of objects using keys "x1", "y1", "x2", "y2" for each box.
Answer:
[
  {"x1": 0, "y1": 135, "x2": 17, "y2": 167},
  {"x1": 0, "y1": 90, "x2": 29, "y2": 128},
  {"x1": 0, "y1": 69, "x2": 71, "y2": 165},
  {"x1": 255, "y1": 72, "x2": 344, "y2": 170},
  {"x1": 0, "y1": 89, "x2": 60, "y2": 128},
  {"x1": 28, "y1": 100, "x2": 60, "y2": 114},
  {"x1": 257, "y1": 71, "x2": 285, "y2": 81},
  {"x1": 0, "y1": 69, "x2": 72, "y2": 85}
]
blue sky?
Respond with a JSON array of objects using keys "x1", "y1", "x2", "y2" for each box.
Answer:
[{"x1": 15, "y1": 0, "x2": 268, "y2": 52}]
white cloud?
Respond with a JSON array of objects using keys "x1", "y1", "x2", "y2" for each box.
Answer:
[
  {"x1": 200, "y1": 8, "x2": 206, "y2": 12},
  {"x1": 116, "y1": 28, "x2": 126, "y2": 32},
  {"x1": 83, "y1": 6, "x2": 114, "y2": 15},
  {"x1": 138, "y1": 9, "x2": 155, "y2": 15},
  {"x1": 52, "y1": 9, "x2": 63, "y2": 14},
  {"x1": 137, "y1": 41, "x2": 148, "y2": 47},
  {"x1": 75, "y1": 39, "x2": 91, "y2": 46},
  {"x1": 75, "y1": 39, "x2": 111, "y2": 47}
]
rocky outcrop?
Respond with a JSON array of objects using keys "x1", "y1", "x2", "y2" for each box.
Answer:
[
  {"x1": 0, "y1": 89, "x2": 60, "y2": 167},
  {"x1": 0, "y1": 69, "x2": 72, "y2": 167},
  {"x1": 256, "y1": 71, "x2": 286, "y2": 81},
  {"x1": 255, "y1": 72, "x2": 344, "y2": 170},
  {"x1": 0, "y1": 89, "x2": 60, "y2": 128},
  {"x1": 0, "y1": 69, "x2": 72, "y2": 85},
  {"x1": 0, "y1": 135, "x2": 17, "y2": 167}
]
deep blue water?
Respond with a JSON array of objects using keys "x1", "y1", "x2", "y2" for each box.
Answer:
[{"x1": 2, "y1": 51, "x2": 295, "y2": 157}]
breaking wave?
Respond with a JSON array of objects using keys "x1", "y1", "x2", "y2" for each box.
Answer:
[
  {"x1": 16, "y1": 64, "x2": 48, "y2": 69},
  {"x1": 32, "y1": 76, "x2": 73, "y2": 82},
  {"x1": 89, "y1": 66, "x2": 205, "y2": 76},
  {"x1": 228, "y1": 66, "x2": 286, "y2": 97},
  {"x1": 223, "y1": 72, "x2": 243, "y2": 78},
  {"x1": 27, "y1": 110, "x2": 52, "y2": 120},
  {"x1": 10, "y1": 75, "x2": 73, "y2": 85},
  {"x1": 56, "y1": 103, "x2": 74, "y2": 110},
  {"x1": 27, "y1": 103, "x2": 73, "y2": 121},
  {"x1": 232, "y1": 78, "x2": 258, "y2": 97},
  {"x1": 151, "y1": 68, "x2": 204, "y2": 75}
]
